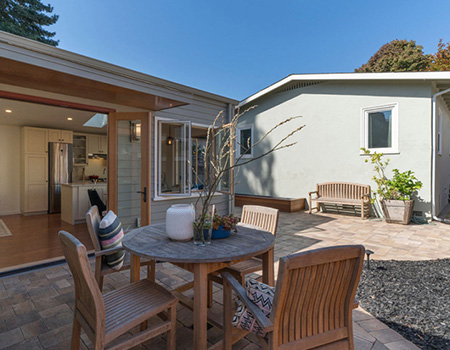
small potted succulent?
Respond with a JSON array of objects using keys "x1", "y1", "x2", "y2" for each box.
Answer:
[
  {"x1": 211, "y1": 213, "x2": 239, "y2": 239},
  {"x1": 362, "y1": 148, "x2": 422, "y2": 224}
]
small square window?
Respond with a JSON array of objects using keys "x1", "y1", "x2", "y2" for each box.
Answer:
[{"x1": 361, "y1": 104, "x2": 398, "y2": 153}]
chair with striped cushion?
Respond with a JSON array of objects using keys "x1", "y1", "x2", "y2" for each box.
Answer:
[
  {"x1": 222, "y1": 245, "x2": 365, "y2": 350},
  {"x1": 86, "y1": 206, "x2": 155, "y2": 291}
]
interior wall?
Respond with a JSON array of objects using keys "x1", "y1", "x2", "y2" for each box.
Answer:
[
  {"x1": 0, "y1": 125, "x2": 21, "y2": 215},
  {"x1": 72, "y1": 158, "x2": 107, "y2": 181}
]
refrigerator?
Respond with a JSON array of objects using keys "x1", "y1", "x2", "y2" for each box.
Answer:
[{"x1": 48, "y1": 143, "x2": 73, "y2": 214}]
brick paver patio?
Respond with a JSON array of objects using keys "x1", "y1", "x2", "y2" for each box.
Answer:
[{"x1": 2, "y1": 210, "x2": 447, "y2": 349}]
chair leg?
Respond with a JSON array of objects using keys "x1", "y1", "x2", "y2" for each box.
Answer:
[
  {"x1": 167, "y1": 305, "x2": 177, "y2": 350},
  {"x1": 207, "y1": 275, "x2": 214, "y2": 308},
  {"x1": 223, "y1": 278, "x2": 233, "y2": 350},
  {"x1": 71, "y1": 316, "x2": 81, "y2": 350}
]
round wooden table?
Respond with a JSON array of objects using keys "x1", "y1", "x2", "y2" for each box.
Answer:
[{"x1": 122, "y1": 222, "x2": 275, "y2": 350}]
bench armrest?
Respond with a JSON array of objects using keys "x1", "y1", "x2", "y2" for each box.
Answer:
[
  {"x1": 94, "y1": 246, "x2": 124, "y2": 257},
  {"x1": 309, "y1": 190, "x2": 319, "y2": 199},
  {"x1": 222, "y1": 271, "x2": 274, "y2": 332}
]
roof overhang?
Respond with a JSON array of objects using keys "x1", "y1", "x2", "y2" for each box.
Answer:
[
  {"x1": 239, "y1": 72, "x2": 450, "y2": 108},
  {"x1": 0, "y1": 31, "x2": 237, "y2": 111}
]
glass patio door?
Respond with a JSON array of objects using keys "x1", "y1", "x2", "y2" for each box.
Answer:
[{"x1": 108, "y1": 112, "x2": 151, "y2": 229}]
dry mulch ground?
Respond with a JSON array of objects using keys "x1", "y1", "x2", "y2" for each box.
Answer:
[{"x1": 356, "y1": 259, "x2": 450, "y2": 350}]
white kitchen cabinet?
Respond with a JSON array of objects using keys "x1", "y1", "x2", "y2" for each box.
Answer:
[
  {"x1": 48, "y1": 129, "x2": 73, "y2": 143},
  {"x1": 21, "y1": 127, "x2": 49, "y2": 214},
  {"x1": 22, "y1": 127, "x2": 48, "y2": 154},
  {"x1": 22, "y1": 154, "x2": 48, "y2": 213},
  {"x1": 88, "y1": 134, "x2": 107, "y2": 154},
  {"x1": 73, "y1": 133, "x2": 88, "y2": 166}
]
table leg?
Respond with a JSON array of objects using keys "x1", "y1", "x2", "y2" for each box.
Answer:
[
  {"x1": 262, "y1": 248, "x2": 274, "y2": 286},
  {"x1": 193, "y1": 263, "x2": 208, "y2": 350},
  {"x1": 130, "y1": 254, "x2": 141, "y2": 283}
]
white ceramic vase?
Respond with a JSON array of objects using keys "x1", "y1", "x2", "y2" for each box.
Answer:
[{"x1": 166, "y1": 204, "x2": 195, "y2": 241}]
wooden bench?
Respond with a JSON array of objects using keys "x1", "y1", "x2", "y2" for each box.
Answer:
[{"x1": 308, "y1": 182, "x2": 370, "y2": 219}]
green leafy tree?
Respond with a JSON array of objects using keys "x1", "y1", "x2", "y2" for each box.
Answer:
[
  {"x1": 427, "y1": 39, "x2": 450, "y2": 71},
  {"x1": 0, "y1": 0, "x2": 59, "y2": 46},
  {"x1": 356, "y1": 39, "x2": 430, "y2": 72}
]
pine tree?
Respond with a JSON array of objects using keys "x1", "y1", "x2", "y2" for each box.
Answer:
[
  {"x1": 0, "y1": 0, "x2": 59, "y2": 46},
  {"x1": 355, "y1": 39, "x2": 430, "y2": 72}
]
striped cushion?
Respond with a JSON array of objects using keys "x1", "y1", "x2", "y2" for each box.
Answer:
[
  {"x1": 232, "y1": 278, "x2": 275, "y2": 336},
  {"x1": 98, "y1": 211, "x2": 125, "y2": 270}
]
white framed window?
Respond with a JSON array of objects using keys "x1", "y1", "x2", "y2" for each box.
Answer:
[
  {"x1": 153, "y1": 117, "x2": 232, "y2": 199},
  {"x1": 236, "y1": 125, "x2": 253, "y2": 158},
  {"x1": 361, "y1": 103, "x2": 399, "y2": 154},
  {"x1": 154, "y1": 117, "x2": 192, "y2": 198}
]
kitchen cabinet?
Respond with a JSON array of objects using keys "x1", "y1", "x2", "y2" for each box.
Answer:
[
  {"x1": 48, "y1": 129, "x2": 73, "y2": 143},
  {"x1": 61, "y1": 182, "x2": 107, "y2": 224},
  {"x1": 88, "y1": 134, "x2": 107, "y2": 154},
  {"x1": 73, "y1": 133, "x2": 88, "y2": 166},
  {"x1": 22, "y1": 127, "x2": 48, "y2": 154},
  {"x1": 21, "y1": 127, "x2": 49, "y2": 214}
]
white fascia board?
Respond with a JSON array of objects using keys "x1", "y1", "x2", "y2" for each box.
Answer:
[
  {"x1": 239, "y1": 72, "x2": 450, "y2": 107},
  {"x1": 0, "y1": 31, "x2": 238, "y2": 105}
]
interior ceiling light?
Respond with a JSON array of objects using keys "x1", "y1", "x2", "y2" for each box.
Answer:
[
  {"x1": 83, "y1": 113, "x2": 108, "y2": 128},
  {"x1": 5, "y1": 109, "x2": 12, "y2": 113},
  {"x1": 67, "y1": 117, "x2": 73, "y2": 121}
]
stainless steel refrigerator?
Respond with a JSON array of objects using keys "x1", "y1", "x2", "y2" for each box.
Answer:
[{"x1": 48, "y1": 143, "x2": 73, "y2": 213}]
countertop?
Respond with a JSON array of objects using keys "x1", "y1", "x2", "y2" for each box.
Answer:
[{"x1": 61, "y1": 181, "x2": 107, "y2": 188}]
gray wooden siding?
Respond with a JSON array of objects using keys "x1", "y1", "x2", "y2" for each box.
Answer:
[{"x1": 150, "y1": 95, "x2": 232, "y2": 223}]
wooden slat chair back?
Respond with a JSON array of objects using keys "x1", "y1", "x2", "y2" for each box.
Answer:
[
  {"x1": 207, "y1": 205, "x2": 280, "y2": 307},
  {"x1": 222, "y1": 245, "x2": 365, "y2": 350},
  {"x1": 86, "y1": 206, "x2": 155, "y2": 291},
  {"x1": 241, "y1": 205, "x2": 279, "y2": 236},
  {"x1": 59, "y1": 231, "x2": 178, "y2": 350},
  {"x1": 59, "y1": 230, "x2": 104, "y2": 342}
]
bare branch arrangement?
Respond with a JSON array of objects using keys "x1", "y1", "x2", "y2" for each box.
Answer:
[{"x1": 192, "y1": 106, "x2": 305, "y2": 241}]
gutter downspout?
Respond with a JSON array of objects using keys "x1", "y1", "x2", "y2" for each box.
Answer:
[{"x1": 431, "y1": 88, "x2": 450, "y2": 221}]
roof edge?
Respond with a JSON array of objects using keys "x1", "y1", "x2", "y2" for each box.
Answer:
[
  {"x1": 0, "y1": 31, "x2": 238, "y2": 105},
  {"x1": 239, "y1": 71, "x2": 450, "y2": 107}
]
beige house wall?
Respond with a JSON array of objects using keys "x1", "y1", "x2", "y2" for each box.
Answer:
[{"x1": 236, "y1": 81, "x2": 435, "y2": 218}]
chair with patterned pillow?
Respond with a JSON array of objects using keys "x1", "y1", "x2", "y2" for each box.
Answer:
[
  {"x1": 221, "y1": 245, "x2": 365, "y2": 350},
  {"x1": 208, "y1": 205, "x2": 279, "y2": 307},
  {"x1": 86, "y1": 206, "x2": 155, "y2": 291},
  {"x1": 59, "y1": 230, "x2": 177, "y2": 350}
]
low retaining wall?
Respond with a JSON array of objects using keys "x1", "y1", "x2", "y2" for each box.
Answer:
[{"x1": 234, "y1": 194, "x2": 305, "y2": 213}]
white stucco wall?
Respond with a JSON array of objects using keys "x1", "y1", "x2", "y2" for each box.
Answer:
[{"x1": 235, "y1": 81, "x2": 433, "y2": 217}]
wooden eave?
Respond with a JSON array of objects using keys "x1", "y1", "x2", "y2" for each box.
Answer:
[{"x1": 0, "y1": 57, "x2": 187, "y2": 111}]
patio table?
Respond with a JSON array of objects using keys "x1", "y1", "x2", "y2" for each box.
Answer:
[{"x1": 122, "y1": 222, "x2": 275, "y2": 350}]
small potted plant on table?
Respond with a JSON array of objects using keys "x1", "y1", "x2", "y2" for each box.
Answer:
[
  {"x1": 212, "y1": 213, "x2": 239, "y2": 239},
  {"x1": 362, "y1": 148, "x2": 422, "y2": 224}
]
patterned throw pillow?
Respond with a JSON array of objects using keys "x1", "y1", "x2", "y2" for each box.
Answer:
[
  {"x1": 232, "y1": 278, "x2": 275, "y2": 336},
  {"x1": 98, "y1": 211, "x2": 125, "y2": 270}
]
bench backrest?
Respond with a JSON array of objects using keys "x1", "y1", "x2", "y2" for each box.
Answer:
[{"x1": 317, "y1": 182, "x2": 370, "y2": 200}]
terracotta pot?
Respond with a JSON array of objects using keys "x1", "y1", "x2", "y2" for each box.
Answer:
[{"x1": 381, "y1": 199, "x2": 414, "y2": 225}]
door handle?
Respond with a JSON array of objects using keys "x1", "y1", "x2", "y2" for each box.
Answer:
[{"x1": 136, "y1": 187, "x2": 147, "y2": 202}]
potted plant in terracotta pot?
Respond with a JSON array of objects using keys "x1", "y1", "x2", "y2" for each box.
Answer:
[{"x1": 362, "y1": 148, "x2": 422, "y2": 224}]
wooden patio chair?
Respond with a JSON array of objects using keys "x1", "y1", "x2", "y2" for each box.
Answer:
[
  {"x1": 59, "y1": 230, "x2": 178, "y2": 350},
  {"x1": 208, "y1": 205, "x2": 279, "y2": 307},
  {"x1": 222, "y1": 245, "x2": 365, "y2": 350},
  {"x1": 86, "y1": 206, "x2": 155, "y2": 291}
]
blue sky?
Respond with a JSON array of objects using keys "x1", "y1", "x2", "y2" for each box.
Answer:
[{"x1": 51, "y1": 0, "x2": 450, "y2": 101}]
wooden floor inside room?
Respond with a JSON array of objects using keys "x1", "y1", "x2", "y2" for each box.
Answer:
[{"x1": 0, "y1": 213, "x2": 93, "y2": 271}]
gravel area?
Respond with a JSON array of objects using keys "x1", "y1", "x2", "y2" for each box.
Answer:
[{"x1": 356, "y1": 259, "x2": 450, "y2": 350}]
